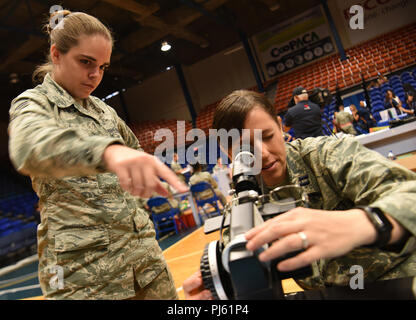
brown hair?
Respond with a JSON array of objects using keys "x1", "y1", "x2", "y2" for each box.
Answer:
[
  {"x1": 212, "y1": 90, "x2": 278, "y2": 132},
  {"x1": 32, "y1": 10, "x2": 114, "y2": 84}
]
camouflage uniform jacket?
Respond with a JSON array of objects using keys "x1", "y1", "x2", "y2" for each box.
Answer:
[
  {"x1": 170, "y1": 161, "x2": 185, "y2": 182},
  {"x1": 189, "y1": 171, "x2": 219, "y2": 200},
  {"x1": 264, "y1": 136, "x2": 416, "y2": 289},
  {"x1": 335, "y1": 111, "x2": 356, "y2": 135},
  {"x1": 147, "y1": 181, "x2": 179, "y2": 214},
  {"x1": 8, "y1": 74, "x2": 168, "y2": 299}
]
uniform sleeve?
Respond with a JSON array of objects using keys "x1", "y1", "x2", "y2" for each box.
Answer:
[
  {"x1": 8, "y1": 93, "x2": 124, "y2": 178},
  {"x1": 320, "y1": 137, "x2": 416, "y2": 239},
  {"x1": 100, "y1": 102, "x2": 142, "y2": 151}
]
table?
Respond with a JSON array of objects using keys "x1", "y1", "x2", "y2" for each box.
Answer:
[
  {"x1": 163, "y1": 227, "x2": 303, "y2": 300},
  {"x1": 394, "y1": 153, "x2": 416, "y2": 172},
  {"x1": 172, "y1": 191, "x2": 202, "y2": 226},
  {"x1": 355, "y1": 121, "x2": 416, "y2": 157}
]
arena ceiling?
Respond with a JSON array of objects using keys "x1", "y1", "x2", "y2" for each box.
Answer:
[{"x1": 0, "y1": 0, "x2": 322, "y2": 120}]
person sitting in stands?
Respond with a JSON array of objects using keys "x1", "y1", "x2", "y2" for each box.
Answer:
[
  {"x1": 171, "y1": 152, "x2": 186, "y2": 183},
  {"x1": 385, "y1": 90, "x2": 413, "y2": 116},
  {"x1": 189, "y1": 162, "x2": 227, "y2": 207},
  {"x1": 146, "y1": 181, "x2": 180, "y2": 214},
  {"x1": 404, "y1": 92, "x2": 415, "y2": 115},
  {"x1": 351, "y1": 103, "x2": 376, "y2": 133},
  {"x1": 366, "y1": 73, "x2": 387, "y2": 90}
]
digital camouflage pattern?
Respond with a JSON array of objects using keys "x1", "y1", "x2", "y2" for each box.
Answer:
[
  {"x1": 147, "y1": 181, "x2": 179, "y2": 214},
  {"x1": 335, "y1": 111, "x2": 357, "y2": 135},
  {"x1": 8, "y1": 74, "x2": 177, "y2": 300},
  {"x1": 170, "y1": 161, "x2": 185, "y2": 183},
  {"x1": 189, "y1": 171, "x2": 227, "y2": 205},
  {"x1": 263, "y1": 136, "x2": 416, "y2": 289}
]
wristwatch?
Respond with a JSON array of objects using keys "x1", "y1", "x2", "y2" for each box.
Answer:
[{"x1": 357, "y1": 206, "x2": 393, "y2": 248}]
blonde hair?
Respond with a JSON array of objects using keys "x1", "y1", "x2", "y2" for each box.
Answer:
[{"x1": 32, "y1": 10, "x2": 113, "y2": 84}]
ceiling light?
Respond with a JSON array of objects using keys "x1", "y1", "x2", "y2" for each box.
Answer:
[
  {"x1": 9, "y1": 73, "x2": 19, "y2": 84},
  {"x1": 161, "y1": 41, "x2": 171, "y2": 52}
]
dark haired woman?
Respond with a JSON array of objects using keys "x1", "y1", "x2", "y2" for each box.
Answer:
[
  {"x1": 385, "y1": 89, "x2": 413, "y2": 115},
  {"x1": 184, "y1": 89, "x2": 416, "y2": 300},
  {"x1": 189, "y1": 162, "x2": 227, "y2": 206}
]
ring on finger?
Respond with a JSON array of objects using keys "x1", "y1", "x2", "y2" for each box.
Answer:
[{"x1": 297, "y1": 231, "x2": 309, "y2": 250}]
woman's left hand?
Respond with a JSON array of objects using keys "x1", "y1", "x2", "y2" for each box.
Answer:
[{"x1": 245, "y1": 208, "x2": 378, "y2": 272}]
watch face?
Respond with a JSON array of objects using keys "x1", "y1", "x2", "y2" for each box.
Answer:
[
  {"x1": 373, "y1": 214, "x2": 384, "y2": 227},
  {"x1": 358, "y1": 206, "x2": 393, "y2": 248}
]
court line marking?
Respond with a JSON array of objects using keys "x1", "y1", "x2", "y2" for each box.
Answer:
[{"x1": 165, "y1": 250, "x2": 203, "y2": 264}]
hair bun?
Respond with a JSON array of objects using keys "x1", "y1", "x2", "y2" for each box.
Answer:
[{"x1": 46, "y1": 9, "x2": 72, "y2": 34}]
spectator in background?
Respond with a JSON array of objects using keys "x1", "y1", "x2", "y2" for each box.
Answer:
[
  {"x1": 283, "y1": 86, "x2": 323, "y2": 139},
  {"x1": 190, "y1": 162, "x2": 227, "y2": 206},
  {"x1": 335, "y1": 105, "x2": 357, "y2": 135},
  {"x1": 405, "y1": 92, "x2": 416, "y2": 115},
  {"x1": 384, "y1": 90, "x2": 413, "y2": 116},
  {"x1": 359, "y1": 100, "x2": 370, "y2": 112},
  {"x1": 171, "y1": 152, "x2": 186, "y2": 183},
  {"x1": 351, "y1": 103, "x2": 376, "y2": 133},
  {"x1": 146, "y1": 181, "x2": 180, "y2": 214},
  {"x1": 213, "y1": 157, "x2": 226, "y2": 173},
  {"x1": 366, "y1": 73, "x2": 388, "y2": 90}
]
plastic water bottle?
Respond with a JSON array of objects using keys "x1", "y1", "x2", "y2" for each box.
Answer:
[{"x1": 387, "y1": 150, "x2": 396, "y2": 160}]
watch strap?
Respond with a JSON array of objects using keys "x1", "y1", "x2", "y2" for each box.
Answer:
[{"x1": 357, "y1": 206, "x2": 393, "y2": 248}]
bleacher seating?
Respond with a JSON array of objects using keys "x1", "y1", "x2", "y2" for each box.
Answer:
[
  {"x1": 0, "y1": 175, "x2": 39, "y2": 267},
  {"x1": 130, "y1": 119, "x2": 193, "y2": 154},
  {"x1": 126, "y1": 23, "x2": 416, "y2": 157},
  {"x1": 274, "y1": 22, "x2": 416, "y2": 112}
]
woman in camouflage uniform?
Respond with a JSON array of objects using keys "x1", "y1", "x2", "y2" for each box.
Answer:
[
  {"x1": 189, "y1": 162, "x2": 227, "y2": 206},
  {"x1": 8, "y1": 10, "x2": 187, "y2": 300},
  {"x1": 184, "y1": 89, "x2": 416, "y2": 299}
]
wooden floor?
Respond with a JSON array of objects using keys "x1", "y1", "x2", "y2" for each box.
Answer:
[{"x1": 163, "y1": 226, "x2": 303, "y2": 300}]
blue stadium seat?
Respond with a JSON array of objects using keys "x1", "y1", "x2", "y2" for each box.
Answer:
[
  {"x1": 190, "y1": 182, "x2": 222, "y2": 223},
  {"x1": 147, "y1": 196, "x2": 181, "y2": 240}
]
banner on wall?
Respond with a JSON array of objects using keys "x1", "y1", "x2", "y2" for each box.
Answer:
[
  {"x1": 252, "y1": 6, "x2": 336, "y2": 81},
  {"x1": 327, "y1": 0, "x2": 416, "y2": 48}
]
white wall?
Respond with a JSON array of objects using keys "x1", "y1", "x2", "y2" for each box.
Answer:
[
  {"x1": 118, "y1": 43, "x2": 257, "y2": 123},
  {"x1": 185, "y1": 45, "x2": 257, "y2": 113},
  {"x1": 123, "y1": 69, "x2": 190, "y2": 123}
]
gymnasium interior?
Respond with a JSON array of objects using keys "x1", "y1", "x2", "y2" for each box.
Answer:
[{"x1": 0, "y1": 0, "x2": 415, "y2": 301}]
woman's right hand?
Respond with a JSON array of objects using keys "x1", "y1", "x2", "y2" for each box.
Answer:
[
  {"x1": 103, "y1": 144, "x2": 188, "y2": 198},
  {"x1": 183, "y1": 271, "x2": 213, "y2": 300}
]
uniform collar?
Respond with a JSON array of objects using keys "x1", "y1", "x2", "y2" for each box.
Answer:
[
  {"x1": 42, "y1": 73, "x2": 93, "y2": 109},
  {"x1": 262, "y1": 143, "x2": 321, "y2": 197}
]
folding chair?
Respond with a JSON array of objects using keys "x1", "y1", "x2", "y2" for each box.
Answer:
[
  {"x1": 147, "y1": 196, "x2": 184, "y2": 240},
  {"x1": 190, "y1": 182, "x2": 222, "y2": 223}
]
